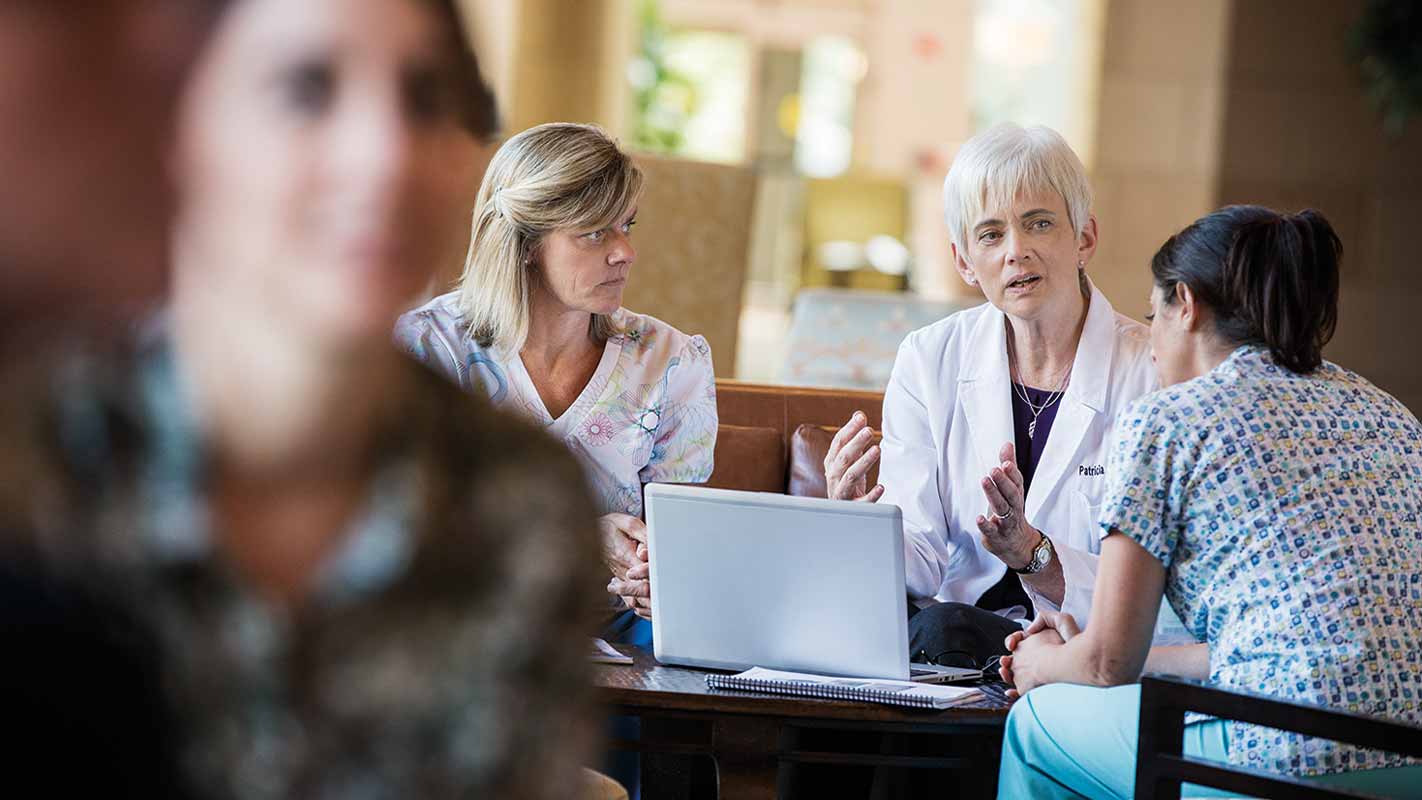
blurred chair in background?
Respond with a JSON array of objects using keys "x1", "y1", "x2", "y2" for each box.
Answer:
[
  {"x1": 764, "y1": 171, "x2": 970, "y2": 390},
  {"x1": 623, "y1": 154, "x2": 757, "y2": 379},
  {"x1": 707, "y1": 379, "x2": 884, "y2": 496},
  {"x1": 780, "y1": 287, "x2": 970, "y2": 390}
]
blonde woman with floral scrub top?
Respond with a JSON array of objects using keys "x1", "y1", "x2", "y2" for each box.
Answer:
[{"x1": 396, "y1": 122, "x2": 717, "y2": 646}]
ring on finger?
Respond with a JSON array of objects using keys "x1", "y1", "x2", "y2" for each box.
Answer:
[{"x1": 990, "y1": 509, "x2": 1014, "y2": 523}]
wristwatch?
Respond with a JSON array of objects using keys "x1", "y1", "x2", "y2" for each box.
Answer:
[{"x1": 1011, "y1": 531, "x2": 1055, "y2": 575}]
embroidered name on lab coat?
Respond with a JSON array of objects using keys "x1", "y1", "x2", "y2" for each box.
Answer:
[{"x1": 1078, "y1": 464, "x2": 1105, "y2": 477}]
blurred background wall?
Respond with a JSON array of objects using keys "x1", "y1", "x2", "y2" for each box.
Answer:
[
  {"x1": 1091, "y1": 0, "x2": 1422, "y2": 406},
  {"x1": 457, "y1": 0, "x2": 1422, "y2": 409},
  {"x1": 1216, "y1": 0, "x2": 1422, "y2": 410}
]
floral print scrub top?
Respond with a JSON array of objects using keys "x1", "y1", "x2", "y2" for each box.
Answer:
[
  {"x1": 395, "y1": 291, "x2": 718, "y2": 516},
  {"x1": 1099, "y1": 345, "x2": 1422, "y2": 776}
]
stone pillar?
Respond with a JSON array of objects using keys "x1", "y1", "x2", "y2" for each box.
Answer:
[
  {"x1": 1086, "y1": 0, "x2": 1232, "y2": 320},
  {"x1": 459, "y1": 0, "x2": 633, "y2": 137},
  {"x1": 505, "y1": 0, "x2": 634, "y2": 136}
]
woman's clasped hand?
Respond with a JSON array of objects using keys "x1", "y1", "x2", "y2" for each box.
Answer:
[
  {"x1": 997, "y1": 610, "x2": 1078, "y2": 699},
  {"x1": 601, "y1": 512, "x2": 652, "y2": 620}
]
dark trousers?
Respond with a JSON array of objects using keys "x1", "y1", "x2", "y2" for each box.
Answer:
[{"x1": 906, "y1": 568, "x2": 1033, "y2": 669}]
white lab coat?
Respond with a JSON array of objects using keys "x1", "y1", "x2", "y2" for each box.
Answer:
[{"x1": 879, "y1": 281, "x2": 1190, "y2": 640}]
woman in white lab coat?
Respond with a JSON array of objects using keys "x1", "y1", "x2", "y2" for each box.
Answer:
[{"x1": 826, "y1": 123, "x2": 1192, "y2": 667}]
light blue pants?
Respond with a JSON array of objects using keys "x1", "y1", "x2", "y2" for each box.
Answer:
[{"x1": 997, "y1": 682, "x2": 1422, "y2": 799}]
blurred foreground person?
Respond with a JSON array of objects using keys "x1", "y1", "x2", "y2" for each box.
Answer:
[
  {"x1": 0, "y1": 2, "x2": 216, "y2": 797},
  {"x1": 2, "y1": 1, "x2": 605, "y2": 798},
  {"x1": 0, "y1": 0, "x2": 211, "y2": 339}
]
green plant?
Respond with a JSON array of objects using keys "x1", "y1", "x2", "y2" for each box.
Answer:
[
  {"x1": 1348, "y1": 0, "x2": 1422, "y2": 134},
  {"x1": 629, "y1": 0, "x2": 698, "y2": 153}
]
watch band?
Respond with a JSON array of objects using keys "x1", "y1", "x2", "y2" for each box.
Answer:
[{"x1": 1010, "y1": 531, "x2": 1053, "y2": 575}]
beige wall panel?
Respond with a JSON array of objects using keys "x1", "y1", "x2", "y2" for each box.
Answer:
[
  {"x1": 1214, "y1": 0, "x2": 1422, "y2": 410},
  {"x1": 1088, "y1": 0, "x2": 1229, "y2": 320},
  {"x1": 1373, "y1": 186, "x2": 1422, "y2": 284},
  {"x1": 1093, "y1": 174, "x2": 1216, "y2": 319},
  {"x1": 661, "y1": 0, "x2": 866, "y2": 45},
  {"x1": 1107, "y1": 0, "x2": 1231, "y2": 82},
  {"x1": 503, "y1": 0, "x2": 634, "y2": 135},
  {"x1": 1226, "y1": 0, "x2": 1359, "y2": 90},
  {"x1": 1095, "y1": 77, "x2": 1192, "y2": 174},
  {"x1": 1174, "y1": 84, "x2": 1227, "y2": 175}
]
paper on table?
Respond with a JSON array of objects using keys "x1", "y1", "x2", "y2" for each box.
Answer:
[{"x1": 589, "y1": 637, "x2": 634, "y2": 665}]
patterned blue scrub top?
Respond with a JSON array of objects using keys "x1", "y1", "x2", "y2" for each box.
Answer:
[{"x1": 1099, "y1": 345, "x2": 1422, "y2": 776}]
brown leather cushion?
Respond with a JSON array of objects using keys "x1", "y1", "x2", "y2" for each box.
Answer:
[
  {"x1": 788, "y1": 423, "x2": 881, "y2": 498},
  {"x1": 707, "y1": 424, "x2": 786, "y2": 492}
]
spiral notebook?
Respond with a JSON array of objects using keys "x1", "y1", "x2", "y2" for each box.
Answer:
[{"x1": 706, "y1": 667, "x2": 983, "y2": 710}]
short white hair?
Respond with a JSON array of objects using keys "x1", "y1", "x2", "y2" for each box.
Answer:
[{"x1": 942, "y1": 123, "x2": 1093, "y2": 253}]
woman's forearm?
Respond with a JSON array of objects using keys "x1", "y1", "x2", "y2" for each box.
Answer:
[
  {"x1": 1040, "y1": 642, "x2": 1207, "y2": 689},
  {"x1": 1009, "y1": 535, "x2": 1167, "y2": 694},
  {"x1": 1142, "y1": 643, "x2": 1209, "y2": 680},
  {"x1": 1041, "y1": 631, "x2": 1145, "y2": 687},
  {"x1": 1018, "y1": 552, "x2": 1065, "y2": 607}
]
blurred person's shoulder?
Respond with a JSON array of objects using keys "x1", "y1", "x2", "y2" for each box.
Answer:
[
  {"x1": 398, "y1": 355, "x2": 599, "y2": 545},
  {"x1": 0, "y1": 340, "x2": 153, "y2": 556},
  {"x1": 373, "y1": 358, "x2": 604, "y2": 798},
  {"x1": 396, "y1": 357, "x2": 604, "y2": 645},
  {"x1": 402, "y1": 352, "x2": 578, "y2": 476}
]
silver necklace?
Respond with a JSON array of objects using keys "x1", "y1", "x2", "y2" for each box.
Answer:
[{"x1": 1008, "y1": 336, "x2": 1071, "y2": 439}]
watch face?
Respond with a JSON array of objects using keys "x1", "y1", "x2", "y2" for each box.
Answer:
[{"x1": 1033, "y1": 540, "x2": 1052, "y2": 568}]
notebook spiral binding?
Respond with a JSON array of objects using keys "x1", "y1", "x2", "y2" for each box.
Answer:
[{"x1": 705, "y1": 673, "x2": 939, "y2": 709}]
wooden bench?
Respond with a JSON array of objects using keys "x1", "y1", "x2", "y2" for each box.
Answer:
[{"x1": 709, "y1": 380, "x2": 884, "y2": 497}]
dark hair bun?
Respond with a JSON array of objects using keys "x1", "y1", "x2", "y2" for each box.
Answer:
[
  {"x1": 1150, "y1": 205, "x2": 1342, "y2": 374},
  {"x1": 1222, "y1": 209, "x2": 1340, "y2": 373}
]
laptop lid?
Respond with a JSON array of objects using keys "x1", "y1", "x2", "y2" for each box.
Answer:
[{"x1": 646, "y1": 483, "x2": 911, "y2": 680}]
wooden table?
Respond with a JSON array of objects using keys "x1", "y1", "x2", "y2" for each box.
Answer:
[{"x1": 595, "y1": 645, "x2": 1011, "y2": 800}]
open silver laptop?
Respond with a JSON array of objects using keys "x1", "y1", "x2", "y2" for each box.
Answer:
[{"x1": 645, "y1": 484, "x2": 978, "y2": 683}]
